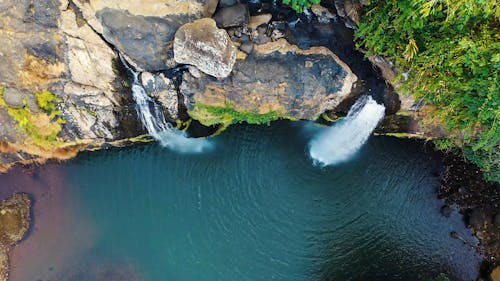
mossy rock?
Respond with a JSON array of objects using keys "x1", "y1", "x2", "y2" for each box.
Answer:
[{"x1": 0, "y1": 193, "x2": 31, "y2": 247}]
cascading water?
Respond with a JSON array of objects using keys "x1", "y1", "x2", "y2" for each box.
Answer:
[
  {"x1": 308, "y1": 95, "x2": 385, "y2": 166},
  {"x1": 120, "y1": 56, "x2": 212, "y2": 153}
]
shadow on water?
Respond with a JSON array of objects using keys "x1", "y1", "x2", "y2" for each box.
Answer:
[{"x1": 0, "y1": 121, "x2": 481, "y2": 281}]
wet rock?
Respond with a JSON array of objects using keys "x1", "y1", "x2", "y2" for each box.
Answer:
[
  {"x1": 213, "y1": 4, "x2": 250, "y2": 28},
  {"x1": 181, "y1": 39, "x2": 357, "y2": 125},
  {"x1": 174, "y1": 18, "x2": 237, "y2": 78},
  {"x1": 0, "y1": 193, "x2": 31, "y2": 281},
  {"x1": 140, "y1": 72, "x2": 179, "y2": 120},
  {"x1": 383, "y1": 88, "x2": 401, "y2": 115}
]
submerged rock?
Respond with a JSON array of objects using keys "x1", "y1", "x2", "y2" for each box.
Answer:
[
  {"x1": 174, "y1": 18, "x2": 237, "y2": 78},
  {"x1": 181, "y1": 39, "x2": 357, "y2": 126},
  {"x1": 0, "y1": 193, "x2": 31, "y2": 281}
]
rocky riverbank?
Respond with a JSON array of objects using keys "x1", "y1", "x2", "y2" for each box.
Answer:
[
  {"x1": 0, "y1": 0, "x2": 376, "y2": 172},
  {"x1": 439, "y1": 154, "x2": 500, "y2": 279},
  {"x1": 0, "y1": 194, "x2": 31, "y2": 281}
]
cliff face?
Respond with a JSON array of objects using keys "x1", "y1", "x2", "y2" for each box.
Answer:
[{"x1": 0, "y1": 0, "x2": 361, "y2": 171}]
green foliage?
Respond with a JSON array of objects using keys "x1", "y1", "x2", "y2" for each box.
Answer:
[
  {"x1": 35, "y1": 90, "x2": 62, "y2": 116},
  {"x1": 356, "y1": 0, "x2": 500, "y2": 181},
  {"x1": 188, "y1": 103, "x2": 288, "y2": 128},
  {"x1": 425, "y1": 273, "x2": 450, "y2": 281},
  {"x1": 282, "y1": 0, "x2": 320, "y2": 13},
  {"x1": 0, "y1": 90, "x2": 65, "y2": 149}
]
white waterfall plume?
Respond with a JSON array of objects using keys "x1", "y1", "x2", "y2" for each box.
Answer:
[
  {"x1": 120, "y1": 55, "x2": 213, "y2": 153},
  {"x1": 308, "y1": 95, "x2": 385, "y2": 166}
]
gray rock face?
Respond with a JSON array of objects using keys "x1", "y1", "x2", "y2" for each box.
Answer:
[
  {"x1": 174, "y1": 18, "x2": 237, "y2": 78},
  {"x1": 0, "y1": 0, "x2": 139, "y2": 169},
  {"x1": 181, "y1": 39, "x2": 357, "y2": 124}
]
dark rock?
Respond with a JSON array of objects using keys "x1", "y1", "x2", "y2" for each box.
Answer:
[
  {"x1": 97, "y1": 9, "x2": 181, "y2": 71},
  {"x1": 383, "y1": 88, "x2": 401, "y2": 115},
  {"x1": 441, "y1": 205, "x2": 452, "y2": 217},
  {"x1": 240, "y1": 42, "x2": 254, "y2": 54},
  {"x1": 24, "y1": 39, "x2": 60, "y2": 63},
  {"x1": 213, "y1": 4, "x2": 250, "y2": 28}
]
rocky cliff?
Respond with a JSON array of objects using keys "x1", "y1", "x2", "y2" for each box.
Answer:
[{"x1": 0, "y1": 0, "x2": 366, "y2": 171}]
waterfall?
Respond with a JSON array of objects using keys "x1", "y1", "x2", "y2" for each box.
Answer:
[
  {"x1": 120, "y1": 56, "x2": 213, "y2": 153},
  {"x1": 308, "y1": 95, "x2": 385, "y2": 166}
]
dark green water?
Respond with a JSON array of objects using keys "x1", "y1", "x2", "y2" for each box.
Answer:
[{"x1": 0, "y1": 121, "x2": 481, "y2": 281}]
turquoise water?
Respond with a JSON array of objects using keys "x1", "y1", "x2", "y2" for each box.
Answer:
[{"x1": 1, "y1": 121, "x2": 481, "y2": 281}]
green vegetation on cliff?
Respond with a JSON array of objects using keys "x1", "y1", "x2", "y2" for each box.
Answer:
[
  {"x1": 188, "y1": 103, "x2": 289, "y2": 128},
  {"x1": 355, "y1": 0, "x2": 500, "y2": 181},
  {"x1": 282, "y1": 0, "x2": 320, "y2": 13},
  {"x1": 0, "y1": 89, "x2": 65, "y2": 150}
]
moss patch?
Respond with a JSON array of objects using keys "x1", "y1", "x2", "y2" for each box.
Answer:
[
  {"x1": 188, "y1": 102, "x2": 290, "y2": 128},
  {"x1": 0, "y1": 89, "x2": 65, "y2": 150}
]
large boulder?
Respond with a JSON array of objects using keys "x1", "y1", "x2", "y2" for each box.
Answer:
[
  {"x1": 0, "y1": 193, "x2": 31, "y2": 281},
  {"x1": 72, "y1": 0, "x2": 219, "y2": 71},
  {"x1": 181, "y1": 39, "x2": 357, "y2": 126},
  {"x1": 174, "y1": 18, "x2": 237, "y2": 78}
]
